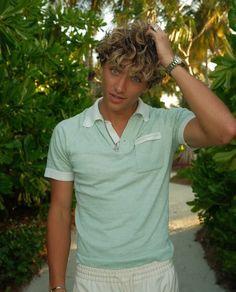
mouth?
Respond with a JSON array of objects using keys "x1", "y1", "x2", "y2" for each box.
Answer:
[{"x1": 109, "y1": 93, "x2": 126, "y2": 103}]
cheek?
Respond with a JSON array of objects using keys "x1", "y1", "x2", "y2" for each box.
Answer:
[
  {"x1": 132, "y1": 86, "x2": 147, "y2": 96},
  {"x1": 138, "y1": 85, "x2": 148, "y2": 95},
  {"x1": 101, "y1": 73, "x2": 108, "y2": 87},
  {"x1": 102, "y1": 79, "x2": 110, "y2": 92}
]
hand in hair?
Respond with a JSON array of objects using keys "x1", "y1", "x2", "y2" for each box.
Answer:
[{"x1": 146, "y1": 25, "x2": 174, "y2": 68}]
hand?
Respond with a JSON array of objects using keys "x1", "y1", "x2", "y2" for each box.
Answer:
[{"x1": 146, "y1": 24, "x2": 174, "y2": 68}]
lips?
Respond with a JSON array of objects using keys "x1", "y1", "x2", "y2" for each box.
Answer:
[{"x1": 109, "y1": 93, "x2": 126, "y2": 104}]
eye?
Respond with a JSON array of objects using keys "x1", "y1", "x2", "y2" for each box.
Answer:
[
  {"x1": 131, "y1": 75, "x2": 142, "y2": 83},
  {"x1": 110, "y1": 67, "x2": 120, "y2": 76}
]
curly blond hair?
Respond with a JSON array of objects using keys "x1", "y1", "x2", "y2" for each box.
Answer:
[{"x1": 96, "y1": 20, "x2": 163, "y2": 88}]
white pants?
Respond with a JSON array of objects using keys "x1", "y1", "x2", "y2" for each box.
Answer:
[{"x1": 73, "y1": 260, "x2": 179, "y2": 292}]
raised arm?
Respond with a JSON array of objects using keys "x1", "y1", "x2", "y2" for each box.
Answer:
[
  {"x1": 47, "y1": 179, "x2": 74, "y2": 291},
  {"x1": 147, "y1": 25, "x2": 236, "y2": 148}
]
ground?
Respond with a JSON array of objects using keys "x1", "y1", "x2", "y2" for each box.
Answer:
[
  {"x1": 170, "y1": 172, "x2": 236, "y2": 292},
  {"x1": 196, "y1": 228, "x2": 236, "y2": 292}
]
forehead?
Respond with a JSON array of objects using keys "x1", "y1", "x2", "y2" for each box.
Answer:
[{"x1": 107, "y1": 61, "x2": 143, "y2": 76}]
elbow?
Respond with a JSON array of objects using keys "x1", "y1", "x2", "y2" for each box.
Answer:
[{"x1": 219, "y1": 123, "x2": 236, "y2": 145}]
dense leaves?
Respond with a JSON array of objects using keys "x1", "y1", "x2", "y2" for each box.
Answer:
[
  {"x1": 0, "y1": 221, "x2": 46, "y2": 290},
  {"x1": 0, "y1": 0, "x2": 104, "y2": 290},
  {"x1": 0, "y1": 0, "x2": 104, "y2": 220},
  {"x1": 188, "y1": 148, "x2": 236, "y2": 277}
]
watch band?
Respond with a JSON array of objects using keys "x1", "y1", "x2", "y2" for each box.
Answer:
[
  {"x1": 50, "y1": 286, "x2": 66, "y2": 292},
  {"x1": 165, "y1": 55, "x2": 185, "y2": 75}
]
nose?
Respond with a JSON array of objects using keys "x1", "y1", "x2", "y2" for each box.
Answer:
[{"x1": 114, "y1": 76, "x2": 126, "y2": 94}]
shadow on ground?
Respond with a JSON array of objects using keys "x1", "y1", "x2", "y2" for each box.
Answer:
[{"x1": 171, "y1": 226, "x2": 225, "y2": 292}]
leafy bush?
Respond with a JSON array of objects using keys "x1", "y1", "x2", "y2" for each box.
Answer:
[
  {"x1": 188, "y1": 1, "x2": 236, "y2": 282},
  {"x1": 0, "y1": 221, "x2": 46, "y2": 291},
  {"x1": 188, "y1": 148, "x2": 236, "y2": 285},
  {"x1": 0, "y1": 0, "x2": 104, "y2": 220},
  {"x1": 0, "y1": 0, "x2": 105, "y2": 290}
]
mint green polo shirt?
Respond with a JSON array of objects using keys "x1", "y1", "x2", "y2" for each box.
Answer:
[{"x1": 45, "y1": 98, "x2": 194, "y2": 269}]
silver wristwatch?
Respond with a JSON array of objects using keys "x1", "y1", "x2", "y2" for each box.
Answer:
[{"x1": 166, "y1": 55, "x2": 186, "y2": 75}]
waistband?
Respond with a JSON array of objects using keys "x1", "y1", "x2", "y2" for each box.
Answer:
[{"x1": 76, "y1": 260, "x2": 173, "y2": 283}]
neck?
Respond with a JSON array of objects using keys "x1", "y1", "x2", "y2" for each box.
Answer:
[
  {"x1": 99, "y1": 99, "x2": 138, "y2": 137},
  {"x1": 99, "y1": 99, "x2": 138, "y2": 123}
]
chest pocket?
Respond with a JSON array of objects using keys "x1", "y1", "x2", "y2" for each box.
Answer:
[{"x1": 135, "y1": 132, "x2": 163, "y2": 172}]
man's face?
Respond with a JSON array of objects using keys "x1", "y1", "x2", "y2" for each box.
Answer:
[{"x1": 100, "y1": 62, "x2": 148, "y2": 118}]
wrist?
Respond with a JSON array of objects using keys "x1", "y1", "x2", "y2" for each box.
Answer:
[
  {"x1": 161, "y1": 55, "x2": 174, "y2": 68},
  {"x1": 165, "y1": 55, "x2": 186, "y2": 75}
]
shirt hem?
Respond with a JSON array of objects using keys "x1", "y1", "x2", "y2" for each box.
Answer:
[{"x1": 44, "y1": 167, "x2": 74, "y2": 181}]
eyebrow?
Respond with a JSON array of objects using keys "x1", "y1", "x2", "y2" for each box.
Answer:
[{"x1": 108, "y1": 63, "x2": 145, "y2": 80}]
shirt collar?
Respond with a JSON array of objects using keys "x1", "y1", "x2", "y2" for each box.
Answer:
[
  {"x1": 83, "y1": 97, "x2": 150, "y2": 128},
  {"x1": 134, "y1": 98, "x2": 150, "y2": 122},
  {"x1": 83, "y1": 97, "x2": 103, "y2": 127}
]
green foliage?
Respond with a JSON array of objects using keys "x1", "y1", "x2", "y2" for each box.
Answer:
[
  {"x1": 0, "y1": 221, "x2": 46, "y2": 291},
  {"x1": 228, "y1": 0, "x2": 236, "y2": 31},
  {"x1": 213, "y1": 147, "x2": 236, "y2": 171},
  {"x1": 0, "y1": 0, "x2": 105, "y2": 290},
  {"x1": 209, "y1": 55, "x2": 236, "y2": 114},
  {"x1": 188, "y1": 4, "x2": 236, "y2": 278},
  {"x1": 173, "y1": 165, "x2": 193, "y2": 181},
  {"x1": 188, "y1": 149, "x2": 236, "y2": 276},
  {"x1": 0, "y1": 0, "x2": 36, "y2": 56},
  {"x1": 0, "y1": 0, "x2": 105, "y2": 220}
]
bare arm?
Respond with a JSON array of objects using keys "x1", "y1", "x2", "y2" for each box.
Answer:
[
  {"x1": 147, "y1": 26, "x2": 236, "y2": 148},
  {"x1": 47, "y1": 179, "x2": 74, "y2": 290},
  {"x1": 172, "y1": 66, "x2": 236, "y2": 147}
]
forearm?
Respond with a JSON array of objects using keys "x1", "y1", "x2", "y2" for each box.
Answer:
[
  {"x1": 171, "y1": 66, "x2": 236, "y2": 143},
  {"x1": 47, "y1": 206, "x2": 72, "y2": 289},
  {"x1": 146, "y1": 26, "x2": 236, "y2": 144}
]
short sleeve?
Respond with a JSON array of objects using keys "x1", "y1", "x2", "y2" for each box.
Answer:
[
  {"x1": 44, "y1": 123, "x2": 74, "y2": 181},
  {"x1": 170, "y1": 108, "x2": 195, "y2": 148}
]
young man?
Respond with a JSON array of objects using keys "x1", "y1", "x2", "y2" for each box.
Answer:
[{"x1": 45, "y1": 21, "x2": 236, "y2": 292}]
